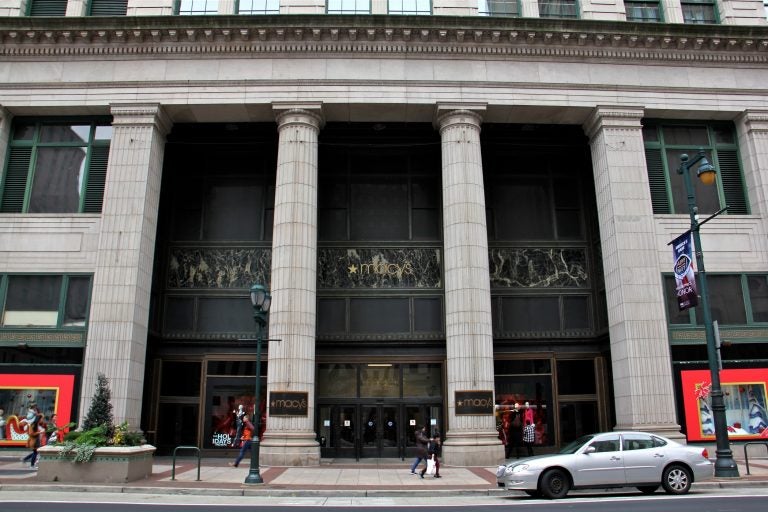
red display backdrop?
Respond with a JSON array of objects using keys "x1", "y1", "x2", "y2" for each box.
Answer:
[
  {"x1": 681, "y1": 368, "x2": 768, "y2": 442},
  {"x1": 0, "y1": 374, "x2": 75, "y2": 447}
]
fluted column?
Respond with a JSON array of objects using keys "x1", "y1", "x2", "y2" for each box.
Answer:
[
  {"x1": 436, "y1": 105, "x2": 504, "y2": 466},
  {"x1": 80, "y1": 103, "x2": 170, "y2": 428},
  {"x1": 260, "y1": 103, "x2": 324, "y2": 466},
  {"x1": 583, "y1": 106, "x2": 682, "y2": 439}
]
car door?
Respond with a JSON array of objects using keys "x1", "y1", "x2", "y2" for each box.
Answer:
[
  {"x1": 622, "y1": 433, "x2": 666, "y2": 484},
  {"x1": 572, "y1": 434, "x2": 625, "y2": 487}
]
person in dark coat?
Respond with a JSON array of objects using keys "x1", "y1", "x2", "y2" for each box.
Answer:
[
  {"x1": 420, "y1": 430, "x2": 442, "y2": 478},
  {"x1": 409, "y1": 425, "x2": 429, "y2": 474}
]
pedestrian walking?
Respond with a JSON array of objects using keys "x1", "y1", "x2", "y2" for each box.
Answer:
[
  {"x1": 523, "y1": 419, "x2": 535, "y2": 457},
  {"x1": 409, "y1": 425, "x2": 429, "y2": 474},
  {"x1": 21, "y1": 405, "x2": 42, "y2": 468},
  {"x1": 420, "y1": 430, "x2": 442, "y2": 478},
  {"x1": 228, "y1": 414, "x2": 255, "y2": 468}
]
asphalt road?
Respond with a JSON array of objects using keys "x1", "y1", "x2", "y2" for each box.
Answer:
[{"x1": 1, "y1": 492, "x2": 767, "y2": 511}]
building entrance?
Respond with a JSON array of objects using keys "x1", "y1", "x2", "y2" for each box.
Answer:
[{"x1": 317, "y1": 402, "x2": 442, "y2": 460}]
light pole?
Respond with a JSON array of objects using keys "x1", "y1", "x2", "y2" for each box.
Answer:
[
  {"x1": 677, "y1": 151, "x2": 739, "y2": 478},
  {"x1": 244, "y1": 283, "x2": 271, "y2": 484}
]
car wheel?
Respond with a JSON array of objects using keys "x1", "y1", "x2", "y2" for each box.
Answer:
[
  {"x1": 539, "y1": 469, "x2": 570, "y2": 499},
  {"x1": 524, "y1": 490, "x2": 541, "y2": 498},
  {"x1": 637, "y1": 485, "x2": 659, "y2": 494},
  {"x1": 662, "y1": 465, "x2": 692, "y2": 495}
]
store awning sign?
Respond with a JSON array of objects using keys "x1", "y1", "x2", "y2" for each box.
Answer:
[{"x1": 672, "y1": 231, "x2": 698, "y2": 311}]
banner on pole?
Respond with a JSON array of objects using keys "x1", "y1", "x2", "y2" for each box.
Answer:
[{"x1": 672, "y1": 231, "x2": 698, "y2": 311}]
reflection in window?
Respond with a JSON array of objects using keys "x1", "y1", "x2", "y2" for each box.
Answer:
[
  {"x1": 178, "y1": 0, "x2": 220, "y2": 15},
  {"x1": 388, "y1": 0, "x2": 431, "y2": 14},
  {"x1": 403, "y1": 364, "x2": 441, "y2": 398},
  {"x1": 204, "y1": 377, "x2": 266, "y2": 449},
  {"x1": 238, "y1": 0, "x2": 279, "y2": 14},
  {"x1": 327, "y1": 0, "x2": 371, "y2": 14},
  {"x1": 538, "y1": 0, "x2": 578, "y2": 18},
  {"x1": 495, "y1": 366, "x2": 553, "y2": 446},
  {"x1": 681, "y1": 0, "x2": 717, "y2": 24},
  {"x1": 624, "y1": 0, "x2": 661, "y2": 22},
  {"x1": 360, "y1": 364, "x2": 400, "y2": 398},
  {"x1": 478, "y1": 0, "x2": 519, "y2": 16},
  {"x1": 1, "y1": 120, "x2": 111, "y2": 214},
  {"x1": 317, "y1": 364, "x2": 358, "y2": 398},
  {"x1": 643, "y1": 121, "x2": 747, "y2": 216},
  {"x1": 2, "y1": 275, "x2": 92, "y2": 329}
]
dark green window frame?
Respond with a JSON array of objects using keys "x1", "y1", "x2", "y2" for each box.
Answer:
[
  {"x1": 26, "y1": 0, "x2": 67, "y2": 16},
  {"x1": 0, "y1": 118, "x2": 111, "y2": 214},
  {"x1": 175, "y1": 0, "x2": 220, "y2": 15},
  {"x1": 89, "y1": 0, "x2": 129, "y2": 16},
  {"x1": 681, "y1": 0, "x2": 719, "y2": 24},
  {"x1": 664, "y1": 273, "x2": 768, "y2": 327},
  {"x1": 643, "y1": 120, "x2": 748, "y2": 216},
  {"x1": 538, "y1": 0, "x2": 579, "y2": 19},
  {"x1": 478, "y1": 0, "x2": 520, "y2": 16},
  {"x1": 0, "y1": 273, "x2": 93, "y2": 331},
  {"x1": 624, "y1": 0, "x2": 663, "y2": 22}
]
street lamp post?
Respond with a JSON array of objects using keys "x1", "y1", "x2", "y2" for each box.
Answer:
[
  {"x1": 244, "y1": 284, "x2": 271, "y2": 484},
  {"x1": 677, "y1": 151, "x2": 739, "y2": 478}
]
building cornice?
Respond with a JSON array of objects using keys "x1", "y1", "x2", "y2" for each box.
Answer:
[{"x1": 1, "y1": 15, "x2": 767, "y2": 64}]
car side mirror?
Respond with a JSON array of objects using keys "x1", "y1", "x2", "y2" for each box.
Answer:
[{"x1": 584, "y1": 446, "x2": 596, "y2": 454}]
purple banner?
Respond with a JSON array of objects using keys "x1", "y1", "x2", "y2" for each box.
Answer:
[{"x1": 672, "y1": 232, "x2": 698, "y2": 311}]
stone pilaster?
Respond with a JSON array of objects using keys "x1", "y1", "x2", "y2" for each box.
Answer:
[
  {"x1": 260, "y1": 103, "x2": 324, "y2": 467},
  {"x1": 0, "y1": 107, "x2": 12, "y2": 176},
  {"x1": 583, "y1": 106, "x2": 682, "y2": 440},
  {"x1": 736, "y1": 110, "x2": 768, "y2": 233},
  {"x1": 436, "y1": 104, "x2": 504, "y2": 466},
  {"x1": 79, "y1": 103, "x2": 170, "y2": 429}
]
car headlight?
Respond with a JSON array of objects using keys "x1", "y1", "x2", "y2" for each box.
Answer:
[{"x1": 508, "y1": 464, "x2": 529, "y2": 474}]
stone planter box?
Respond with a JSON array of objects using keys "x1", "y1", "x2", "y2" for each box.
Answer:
[{"x1": 36, "y1": 444, "x2": 156, "y2": 483}]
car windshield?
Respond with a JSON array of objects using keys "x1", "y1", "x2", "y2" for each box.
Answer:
[{"x1": 558, "y1": 434, "x2": 596, "y2": 454}]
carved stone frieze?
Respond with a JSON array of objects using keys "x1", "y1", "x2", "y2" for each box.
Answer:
[
  {"x1": 489, "y1": 247, "x2": 589, "y2": 288},
  {"x1": 0, "y1": 16, "x2": 766, "y2": 63},
  {"x1": 167, "y1": 246, "x2": 271, "y2": 289}
]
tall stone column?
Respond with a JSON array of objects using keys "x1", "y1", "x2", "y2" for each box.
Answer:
[
  {"x1": 260, "y1": 103, "x2": 324, "y2": 466},
  {"x1": 436, "y1": 104, "x2": 504, "y2": 466},
  {"x1": 736, "y1": 110, "x2": 768, "y2": 227},
  {"x1": 583, "y1": 106, "x2": 682, "y2": 439},
  {"x1": 79, "y1": 104, "x2": 170, "y2": 428}
]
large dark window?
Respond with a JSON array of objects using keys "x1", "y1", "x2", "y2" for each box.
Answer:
[
  {"x1": 478, "y1": 0, "x2": 520, "y2": 16},
  {"x1": 1, "y1": 120, "x2": 111, "y2": 214},
  {"x1": 317, "y1": 296, "x2": 443, "y2": 339},
  {"x1": 1, "y1": 274, "x2": 92, "y2": 329},
  {"x1": 89, "y1": 0, "x2": 128, "y2": 15},
  {"x1": 624, "y1": 0, "x2": 662, "y2": 21},
  {"x1": 681, "y1": 0, "x2": 718, "y2": 24},
  {"x1": 318, "y1": 124, "x2": 441, "y2": 242},
  {"x1": 664, "y1": 273, "x2": 768, "y2": 326},
  {"x1": 644, "y1": 121, "x2": 747, "y2": 215}
]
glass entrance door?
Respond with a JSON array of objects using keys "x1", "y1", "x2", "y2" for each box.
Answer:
[{"x1": 361, "y1": 404, "x2": 400, "y2": 458}]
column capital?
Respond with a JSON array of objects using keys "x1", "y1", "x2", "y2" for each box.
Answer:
[
  {"x1": 583, "y1": 105, "x2": 645, "y2": 140},
  {"x1": 435, "y1": 103, "x2": 485, "y2": 133},
  {"x1": 109, "y1": 103, "x2": 171, "y2": 136},
  {"x1": 737, "y1": 109, "x2": 768, "y2": 132},
  {"x1": 273, "y1": 102, "x2": 325, "y2": 131}
]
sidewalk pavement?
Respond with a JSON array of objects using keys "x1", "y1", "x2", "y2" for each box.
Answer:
[{"x1": 1, "y1": 447, "x2": 767, "y2": 497}]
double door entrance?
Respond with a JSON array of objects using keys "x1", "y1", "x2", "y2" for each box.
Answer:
[{"x1": 318, "y1": 403, "x2": 442, "y2": 459}]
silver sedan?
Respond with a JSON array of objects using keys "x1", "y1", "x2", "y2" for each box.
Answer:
[{"x1": 496, "y1": 431, "x2": 713, "y2": 499}]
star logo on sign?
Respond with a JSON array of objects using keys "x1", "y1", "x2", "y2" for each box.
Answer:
[{"x1": 348, "y1": 264, "x2": 358, "y2": 274}]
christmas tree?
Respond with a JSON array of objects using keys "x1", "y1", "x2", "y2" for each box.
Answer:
[{"x1": 82, "y1": 373, "x2": 114, "y2": 437}]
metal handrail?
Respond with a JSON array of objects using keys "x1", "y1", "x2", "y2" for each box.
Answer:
[
  {"x1": 171, "y1": 445, "x2": 201, "y2": 481},
  {"x1": 743, "y1": 441, "x2": 768, "y2": 476}
]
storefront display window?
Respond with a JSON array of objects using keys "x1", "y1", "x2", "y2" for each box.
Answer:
[
  {"x1": 494, "y1": 359, "x2": 553, "y2": 447},
  {"x1": 0, "y1": 374, "x2": 75, "y2": 446},
  {"x1": 203, "y1": 377, "x2": 266, "y2": 449},
  {"x1": 681, "y1": 368, "x2": 768, "y2": 441}
]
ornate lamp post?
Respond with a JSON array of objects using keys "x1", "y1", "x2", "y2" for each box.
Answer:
[
  {"x1": 244, "y1": 284, "x2": 271, "y2": 484},
  {"x1": 677, "y1": 151, "x2": 739, "y2": 478}
]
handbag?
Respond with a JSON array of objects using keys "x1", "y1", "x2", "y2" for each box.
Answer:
[{"x1": 426, "y1": 455, "x2": 436, "y2": 475}]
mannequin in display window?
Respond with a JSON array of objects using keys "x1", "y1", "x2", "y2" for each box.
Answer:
[{"x1": 232, "y1": 404, "x2": 246, "y2": 448}]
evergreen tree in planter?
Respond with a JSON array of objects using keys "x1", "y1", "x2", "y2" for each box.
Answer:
[
  {"x1": 58, "y1": 373, "x2": 145, "y2": 463},
  {"x1": 82, "y1": 372, "x2": 114, "y2": 438}
]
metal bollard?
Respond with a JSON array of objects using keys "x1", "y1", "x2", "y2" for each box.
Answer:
[{"x1": 171, "y1": 445, "x2": 201, "y2": 481}]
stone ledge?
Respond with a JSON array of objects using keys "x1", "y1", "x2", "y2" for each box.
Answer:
[{"x1": 36, "y1": 444, "x2": 156, "y2": 483}]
